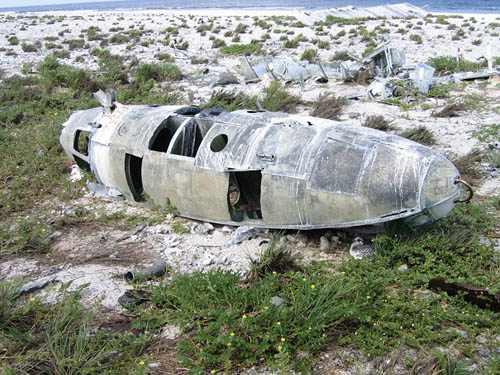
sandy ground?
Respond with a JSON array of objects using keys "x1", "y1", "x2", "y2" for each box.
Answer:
[{"x1": 0, "y1": 6, "x2": 499, "y2": 374}]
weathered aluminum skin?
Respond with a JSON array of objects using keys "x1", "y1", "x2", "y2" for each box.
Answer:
[{"x1": 60, "y1": 104, "x2": 461, "y2": 229}]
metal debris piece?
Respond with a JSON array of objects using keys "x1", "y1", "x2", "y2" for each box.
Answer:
[
  {"x1": 60, "y1": 93, "x2": 465, "y2": 230},
  {"x1": 117, "y1": 289, "x2": 150, "y2": 307},
  {"x1": 428, "y1": 277, "x2": 500, "y2": 312},
  {"x1": 17, "y1": 276, "x2": 57, "y2": 297},
  {"x1": 409, "y1": 63, "x2": 435, "y2": 93},
  {"x1": 124, "y1": 259, "x2": 167, "y2": 282},
  {"x1": 227, "y1": 226, "x2": 259, "y2": 245},
  {"x1": 211, "y1": 72, "x2": 239, "y2": 87},
  {"x1": 240, "y1": 57, "x2": 329, "y2": 86},
  {"x1": 361, "y1": 42, "x2": 406, "y2": 78},
  {"x1": 87, "y1": 181, "x2": 123, "y2": 198}
]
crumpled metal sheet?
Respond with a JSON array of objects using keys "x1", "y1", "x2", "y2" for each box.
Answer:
[{"x1": 240, "y1": 57, "x2": 329, "y2": 86}]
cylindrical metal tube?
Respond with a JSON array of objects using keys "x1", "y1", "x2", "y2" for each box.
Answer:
[{"x1": 124, "y1": 259, "x2": 167, "y2": 282}]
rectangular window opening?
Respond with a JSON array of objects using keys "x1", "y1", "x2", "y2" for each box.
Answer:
[
  {"x1": 74, "y1": 130, "x2": 91, "y2": 156},
  {"x1": 228, "y1": 170, "x2": 262, "y2": 221},
  {"x1": 125, "y1": 154, "x2": 144, "y2": 201}
]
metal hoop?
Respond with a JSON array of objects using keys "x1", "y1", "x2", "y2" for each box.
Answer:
[{"x1": 454, "y1": 178, "x2": 473, "y2": 203}]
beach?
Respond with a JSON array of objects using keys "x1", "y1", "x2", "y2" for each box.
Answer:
[
  {"x1": 2, "y1": 6, "x2": 499, "y2": 189},
  {"x1": 1, "y1": 5, "x2": 499, "y2": 374}
]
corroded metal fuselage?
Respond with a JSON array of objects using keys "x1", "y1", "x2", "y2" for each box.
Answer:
[{"x1": 60, "y1": 103, "x2": 461, "y2": 229}]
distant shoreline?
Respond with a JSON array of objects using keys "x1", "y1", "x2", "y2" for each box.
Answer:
[{"x1": 1, "y1": 1, "x2": 500, "y2": 15}]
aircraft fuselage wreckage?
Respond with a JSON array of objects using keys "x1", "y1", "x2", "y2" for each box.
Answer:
[{"x1": 60, "y1": 91, "x2": 471, "y2": 230}]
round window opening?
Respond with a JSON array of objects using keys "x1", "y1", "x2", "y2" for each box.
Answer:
[{"x1": 210, "y1": 134, "x2": 228, "y2": 152}]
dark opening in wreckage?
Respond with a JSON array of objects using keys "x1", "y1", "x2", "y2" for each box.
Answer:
[{"x1": 60, "y1": 91, "x2": 471, "y2": 231}]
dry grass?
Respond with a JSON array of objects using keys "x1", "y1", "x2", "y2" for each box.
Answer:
[
  {"x1": 362, "y1": 115, "x2": 396, "y2": 131},
  {"x1": 399, "y1": 126, "x2": 437, "y2": 146},
  {"x1": 452, "y1": 149, "x2": 483, "y2": 182},
  {"x1": 431, "y1": 102, "x2": 464, "y2": 117},
  {"x1": 310, "y1": 93, "x2": 346, "y2": 120}
]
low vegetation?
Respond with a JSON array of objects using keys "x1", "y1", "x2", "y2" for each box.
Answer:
[
  {"x1": 363, "y1": 115, "x2": 395, "y2": 131},
  {"x1": 400, "y1": 125, "x2": 437, "y2": 146},
  {"x1": 427, "y1": 55, "x2": 486, "y2": 75},
  {"x1": 310, "y1": 93, "x2": 346, "y2": 120},
  {"x1": 220, "y1": 43, "x2": 261, "y2": 56},
  {"x1": 260, "y1": 82, "x2": 302, "y2": 113},
  {"x1": 1, "y1": 13, "x2": 499, "y2": 375}
]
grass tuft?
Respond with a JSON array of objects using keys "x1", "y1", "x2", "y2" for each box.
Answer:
[
  {"x1": 247, "y1": 236, "x2": 302, "y2": 281},
  {"x1": 261, "y1": 82, "x2": 302, "y2": 113},
  {"x1": 362, "y1": 115, "x2": 395, "y2": 131},
  {"x1": 452, "y1": 149, "x2": 483, "y2": 181},
  {"x1": 203, "y1": 89, "x2": 258, "y2": 112},
  {"x1": 427, "y1": 55, "x2": 486, "y2": 75},
  {"x1": 432, "y1": 102, "x2": 464, "y2": 117},
  {"x1": 310, "y1": 93, "x2": 346, "y2": 120},
  {"x1": 400, "y1": 125, "x2": 437, "y2": 146},
  {"x1": 220, "y1": 43, "x2": 261, "y2": 56}
]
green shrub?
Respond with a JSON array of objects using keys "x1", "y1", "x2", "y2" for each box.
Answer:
[
  {"x1": 410, "y1": 33, "x2": 423, "y2": 44},
  {"x1": 133, "y1": 63, "x2": 182, "y2": 90},
  {"x1": 212, "y1": 38, "x2": 226, "y2": 48},
  {"x1": 154, "y1": 52, "x2": 175, "y2": 62},
  {"x1": 300, "y1": 48, "x2": 317, "y2": 62},
  {"x1": 284, "y1": 38, "x2": 299, "y2": 48},
  {"x1": 261, "y1": 82, "x2": 301, "y2": 113},
  {"x1": 39, "y1": 55, "x2": 100, "y2": 93},
  {"x1": 400, "y1": 125, "x2": 436, "y2": 145},
  {"x1": 220, "y1": 43, "x2": 261, "y2": 56},
  {"x1": 203, "y1": 90, "x2": 258, "y2": 112},
  {"x1": 64, "y1": 38, "x2": 85, "y2": 50},
  {"x1": 317, "y1": 40, "x2": 330, "y2": 49},
  {"x1": 427, "y1": 55, "x2": 485, "y2": 74},
  {"x1": 176, "y1": 40, "x2": 189, "y2": 50},
  {"x1": 234, "y1": 23, "x2": 248, "y2": 34},
  {"x1": 21, "y1": 42, "x2": 38, "y2": 52},
  {"x1": 330, "y1": 50, "x2": 353, "y2": 61},
  {"x1": 7, "y1": 36, "x2": 19, "y2": 45}
]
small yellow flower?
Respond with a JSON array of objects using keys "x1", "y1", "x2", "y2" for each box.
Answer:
[
  {"x1": 54, "y1": 112, "x2": 58, "y2": 115},
  {"x1": 367, "y1": 295, "x2": 371, "y2": 299},
  {"x1": 310, "y1": 284, "x2": 315, "y2": 289},
  {"x1": 272, "y1": 271, "x2": 277, "y2": 275},
  {"x1": 280, "y1": 337, "x2": 285, "y2": 342},
  {"x1": 242, "y1": 314, "x2": 247, "y2": 319},
  {"x1": 230, "y1": 332, "x2": 235, "y2": 336},
  {"x1": 41, "y1": 228, "x2": 46, "y2": 233},
  {"x1": 302, "y1": 278, "x2": 306, "y2": 281},
  {"x1": 200, "y1": 348, "x2": 203, "y2": 352},
  {"x1": 277, "y1": 345, "x2": 283, "y2": 351},
  {"x1": 139, "y1": 361, "x2": 145, "y2": 365},
  {"x1": 341, "y1": 271, "x2": 345, "y2": 274},
  {"x1": 30, "y1": 297, "x2": 35, "y2": 302},
  {"x1": 264, "y1": 306, "x2": 269, "y2": 310},
  {"x1": 277, "y1": 321, "x2": 281, "y2": 326},
  {"x1": 36, "y1": 221, "x2": 40, "y2": 225},
  {"x1": 227, "y1": 342, "x2": 231, "y2": 347},
  {"x1": 210, "y1": 371, "x2": 216, "y2": 375}
]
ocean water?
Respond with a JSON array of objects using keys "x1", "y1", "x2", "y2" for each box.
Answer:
[{"x1": 1, "y1": 0, "x2": 500, "y2": 13}]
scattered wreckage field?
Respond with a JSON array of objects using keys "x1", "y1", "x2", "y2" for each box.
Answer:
[{"x1": 1, "y1": 4, "x2": 500, "y2": 375}]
